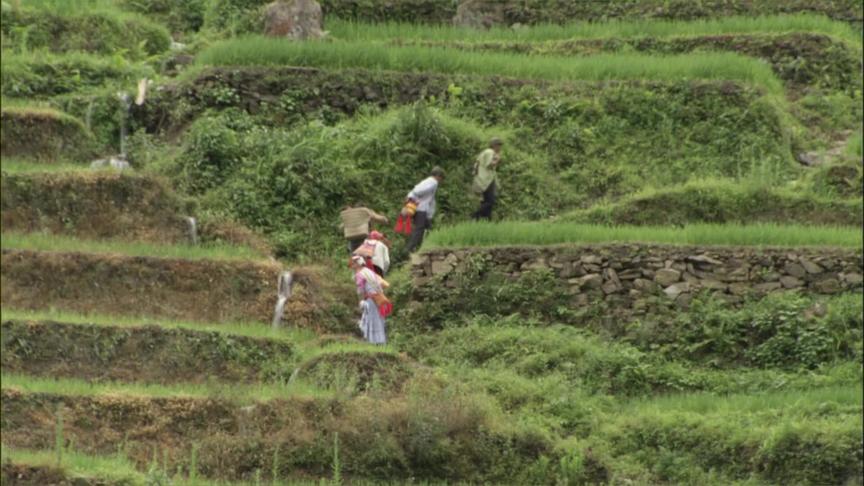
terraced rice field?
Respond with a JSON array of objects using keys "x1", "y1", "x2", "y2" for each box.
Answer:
[{"x1": 1, "y1": 0, "x2": 861, "y2": 484}]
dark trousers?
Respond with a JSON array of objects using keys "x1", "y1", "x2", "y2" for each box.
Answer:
[
  {"x1": 404, "y1": 211, "x2": 430, "y2": 254},
  {"x1": 347, "y1": 236, "x2": 365, "y2": 253},
  {"x1": 472, "y1": 181, "x2": 497, "y2": 220}
]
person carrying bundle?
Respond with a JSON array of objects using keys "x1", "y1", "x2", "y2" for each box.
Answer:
[
  {"x1": 350, "y1": 255, "x2": 390, "y2": 344},
  {"x1": 400, "y1": 166, "x2": 445, "y2": 254},
  {"x1": 339, "y1": 203, "x2": 388, "y2": 253},
  {"x1": 352, "y1": 230, "x2": 391, "y2": 277},
  {"x1": 472, "y1": 137, "x2": 502, "y2": 221}
]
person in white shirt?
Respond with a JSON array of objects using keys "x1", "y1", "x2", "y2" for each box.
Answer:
[{"x1": 404, "y1": 166, "x2": 445, "y2": 254}]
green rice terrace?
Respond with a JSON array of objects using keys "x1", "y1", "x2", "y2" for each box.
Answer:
[{"x1": 1, "y1": 0, "x2": 862, "y2": 484}]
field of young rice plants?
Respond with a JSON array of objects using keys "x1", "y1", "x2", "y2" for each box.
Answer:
[
  {"x1": 195, "y1": 38, "x2": 785, "y2": 93},
  {"x1": 329, "y1": 13, "x2": 863, "y2": 45},
  {"x1": 424, "y1": 222, "x2": 864, "y2": 248}
]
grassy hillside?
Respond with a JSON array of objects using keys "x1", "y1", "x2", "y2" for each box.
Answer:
[{"x1": 0, "y1": 1, "x2": 861, "y2": 484}]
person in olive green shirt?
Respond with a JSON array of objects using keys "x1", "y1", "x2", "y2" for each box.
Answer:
[{"x1": 472, "y1": 137, "x2": 502, "y2": 220}]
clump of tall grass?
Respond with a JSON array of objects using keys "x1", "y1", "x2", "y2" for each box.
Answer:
[
  {"x1": 0, "y1": 446, "x2": 143, "y2": 484},
  {"x1": 626, "y1": 384, "x2": 863, "y2": 415},
  {"x1": 329, "y1": 13, "x2": 862, "y2": 47},
  {"x1": 196, "y1": 38, "x2": 784, "y2": 93},
  {"x1": 848, "y1": 130, "x2": 863, "y2": 158},
  {"x1": 0, "y1": 373, "x2": 334, "y2": 403},
  {"x1": 0, "y1": 159, "x2": 92, "y2": 174},
  {"x1": 424, "y1": 222, "x2": 863, "y2": 248},
  {"x1": 0, "y1": 232, "x2": 266, "y2": 261},
  {"x1": 0, "y1": 308, "x2": 317, "y2": 343}
]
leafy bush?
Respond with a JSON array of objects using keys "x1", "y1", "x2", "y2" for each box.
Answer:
[
  {"x1": 633, "y1": 293, "x2": 864, "y2": 369},
  {"x1": 119, "y1": 0, "x2": 206, "y2": 33},
  {"x1": 165, "y1": 103, "x2": 570, "y2": 256},
  {"x1": 0, "y1": 52, "x2": 154, "y2": 98},
  {"x1": 0, "y1": 7, "x2": 171, "y2": 58},
  {"x1": 563, "y1": 178, "x2": 863, "y2": 227}
]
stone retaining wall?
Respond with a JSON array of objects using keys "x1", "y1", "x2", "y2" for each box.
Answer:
[{"x1": 411, "y1": 244, "x2": 863, "y2": 315}]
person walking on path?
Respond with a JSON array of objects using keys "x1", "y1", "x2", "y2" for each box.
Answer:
[
  {"x1": 403, "y1": 166, "x2": 445, "y2": 254},
  {"x1": 350, "y1": 255, "x2": 389, "y2": 344},
  {"x1": 472, "y1": 137, "x2": 502, "y2": 221},
  {"x1": 340, "y1": 204, "x2": 388, "y2": 253},
  {"x1": 353, "y1": 230, "x2": 391, "y2": 277}
]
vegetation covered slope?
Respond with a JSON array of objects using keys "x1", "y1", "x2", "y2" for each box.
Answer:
[{"x1": 0, "y1": 1, "x2": 861, "y2": 484}]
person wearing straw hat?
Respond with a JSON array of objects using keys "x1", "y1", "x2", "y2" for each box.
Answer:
[{"x1": 472, "y1": 137, "x2": 502, "y2": 221}]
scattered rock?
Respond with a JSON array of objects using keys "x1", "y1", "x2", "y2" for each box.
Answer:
[
  {"x1": 431, "y1": 259, "x2": 454, "y2": 276},
  {"x1": 700, "y1": 279, "x2": 727, "y2": 291},
  {"x1": 617, "y1": 269, "x2": 642, "y2": 280},
  {"x1": 799, "y1": 258, "x2": 823, "y2": 274},
  {"x1": 90, "y1": 156, "x2": 131, "y2": 171},
  {"x1": 724, "y1": 266, "x2": 750, "y2": 282},
  {"x1": 814, "y1": 278, "x2": 841, "y2": 294},
  {"x1": 263, "y1": 0, "x2": 325, "y2": 40},
  {"x1": 522, "y1": 258, "x2": 548, "y2": 271},
  {"x1": 841, "y1": 272, "x2": 863, "y2": 285},
  {"x1": 675, "y1": 292, "x2": 693, "y2": 308},
  {"x1": 452, "y1": 0, "x2": 505, "y2": 29},
  {"x1": 581, "y1": 254, "x2": 603, "y2": 265},
  {"x1": 604, "y1": 268, "x2": 622, "y2": 286},
  {"x1": 780, "y1": 275, "x2": 804, "y2": 289},
  {"x1": 663, "y1": 282, "x2": 690, "y2": 299},
  {"x1": 655, "y1": 268, "x2": 681, "y2": 287},
  {"x1": 579, "y1": 274, "x2": 603, "y2": 290},
  {"x1": 633, "y1": 278, "x2": 659, "y2": 293},
  {"x1": 803, "y1": 302, "x2": 827, "y2": 319},
  {"x1": 784, "y1": 262, "x2": 807, "y2": 278},
  {"x1": 754, "y1": 282, "x2": 782, "y2": 293},
  {"x1": 559, "y1": 264, "x2": 580, "y2": 278},
  {"x1": 410, "y1": 253, "x2": 425, "y2": 267},
  {"x1": 601, "y1": 282, "x2": 621, "y2": 294},
  {"x1": 796, "y1": 151, "x2": 823, "y2": 167},
  {"x1": 687, "y1": 254, "x2": 723, "y2": 265},
  {"x1": 682, "y1": 272, "x2": 700, "y2": 283},
  {"x1": 728, "y1": 283, "x2": 751, "y2": 295}
]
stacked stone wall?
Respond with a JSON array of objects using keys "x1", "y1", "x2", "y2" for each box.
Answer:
[{"x1": 411, "y1": 244, "x2": 863, "y2": 316}]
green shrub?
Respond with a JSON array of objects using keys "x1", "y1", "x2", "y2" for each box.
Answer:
[
  {"x1": 0, "y1": 106, "x2": 96, "y2": 161},
  {"x1": 174, "y1": 111, "x2": 247, "y2": 194},
  {"x1": 0, "y1": 7, "x2": 171, "y2": 58},
  {"x1": 607, "y1": 411, "x2": 863, "y2": 485},
  {"x1": 563, "y1": 178, "x2": 864, "y2": 227},
  {"x1": 0, "y1": 52, "x2": 154, "y2": 98},
  {"x1": 164, "y1": 103, "x2": 570, "y2": 256},
  {"x1": 631, "y1": 293, "x2": 863, "y2": 369},
  {"x1": 119, "y1": 0, "x2": 206, "y2": 33}
]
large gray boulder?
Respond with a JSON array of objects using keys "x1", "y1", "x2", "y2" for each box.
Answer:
[
  {"x1": 263, "y1": 0, "x2": 325, "y2": 40},
  {"x1": 452, "y1": 0, "x2": 505, "y2": 29}
]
